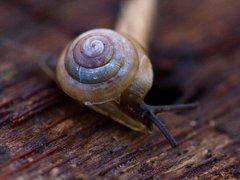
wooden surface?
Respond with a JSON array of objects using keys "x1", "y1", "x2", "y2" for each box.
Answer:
[{"x1": 0, "y1": 0, "x2": 240, "y2": 179}]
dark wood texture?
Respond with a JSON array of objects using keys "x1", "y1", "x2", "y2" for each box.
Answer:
[{"x1": 0, "y1": 0, "x2": 240, "y2": 179}]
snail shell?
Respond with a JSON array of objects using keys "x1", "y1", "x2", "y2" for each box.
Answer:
[{"x1": 57, "y1": 29, "x2": 153, "y2": 105}]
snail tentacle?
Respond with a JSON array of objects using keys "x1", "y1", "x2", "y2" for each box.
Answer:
[
  {"x1": 143, "y1": 102, "x2": 199, "y2": 114},
  {"x1": 138, "y1": 102, "x2": 199, "y2": 148},
  {"x1": 148, "y1": 111, "x2": 177, "y2": 148}
]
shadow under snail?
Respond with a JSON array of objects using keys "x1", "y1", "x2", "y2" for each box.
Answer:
[{"x1": 40, "y1": 28, "x2": 198, "y2": 148}]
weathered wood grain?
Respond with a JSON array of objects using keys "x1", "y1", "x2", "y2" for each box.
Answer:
[{"x1": 0, "y1": 0, "x2": 240, "y2": 179}]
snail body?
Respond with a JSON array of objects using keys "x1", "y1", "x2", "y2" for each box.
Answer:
[
  {"x1": 57, "y1": 29, "x2": 153, "y2": 131},
  {"x1": 40, "y1": 28, "x2": 198, "y2": 148}
]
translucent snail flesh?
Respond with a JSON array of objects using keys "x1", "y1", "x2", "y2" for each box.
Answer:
[{"x1": 40, "y1": 28, "x2": 198, "y2": 148}]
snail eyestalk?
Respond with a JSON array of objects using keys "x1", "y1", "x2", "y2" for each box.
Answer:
[
  {"x1": 148, "y1": 111, "x2": 177, "y2": 148},
  {"x1": 145, "y1": 102, "x2": 199, "y2": 114},
  {"x1": 140, "y1": 102, "x2": 199, "y2": 148}
]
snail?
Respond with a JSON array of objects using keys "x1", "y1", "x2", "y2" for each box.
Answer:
[{"x1": 40, "y1": 28, "x2": 198, "y2": 148}]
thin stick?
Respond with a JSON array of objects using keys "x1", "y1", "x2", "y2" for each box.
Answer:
[{"x1": 116, "y1": 0, "x2": 158, "y2": 49}]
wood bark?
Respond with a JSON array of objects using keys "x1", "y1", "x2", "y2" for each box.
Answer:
[{"x1": 0, "y1": 0, "x2": 240, "y2": 179}]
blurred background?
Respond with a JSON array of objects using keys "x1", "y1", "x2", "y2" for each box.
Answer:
[{"x1": 0, "y1": 0, "x2": 240, "y2": 179}]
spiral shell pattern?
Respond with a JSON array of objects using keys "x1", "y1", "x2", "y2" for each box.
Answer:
[
  {"x1": 57, "y1": 29, "x2": 143, "y2": 104},
  {"x1": 65, "y1": 29, "x2": 135, "y2": 84}
]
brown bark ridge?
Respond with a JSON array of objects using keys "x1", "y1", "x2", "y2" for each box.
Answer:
[{"x1": 0, "y1": 0, "x2": 240, "y2": 179}]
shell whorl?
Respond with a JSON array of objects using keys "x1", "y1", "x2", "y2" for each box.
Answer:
[
  {"x1": 65, "y1": 30, "x2": 130, "y2": 84},
  {"x1": 57, "y1": 29, "x2": 152, "y2": 105}
]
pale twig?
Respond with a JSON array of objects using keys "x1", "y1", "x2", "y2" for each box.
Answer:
[{"x1": 116, "y1": 0, "x2": 158, "y2": 49}]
